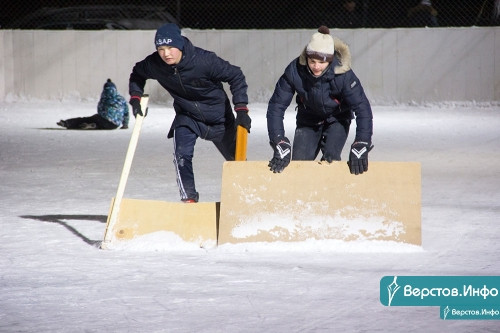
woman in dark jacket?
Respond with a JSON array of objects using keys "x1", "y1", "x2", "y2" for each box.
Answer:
[
  {"x1": 129, "y1": 23, "x2": 251, "y2": 202},
  {"x1": 267, "y1": 26, "x2": 373, "y2": 175}
]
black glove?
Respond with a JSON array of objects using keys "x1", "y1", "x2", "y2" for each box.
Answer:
[
  {"x1": 234, "y1": 104, "x2": 251, "y2": 133},
  {"x1": 129, "y1": 96, "x2": 147, "y2": 118},
  {"x1": 347, "y1": 141, "x2": 374, "y2": 175},
  {"x1": 268, "y1": 136, "x2": 291, "y2": 173}
]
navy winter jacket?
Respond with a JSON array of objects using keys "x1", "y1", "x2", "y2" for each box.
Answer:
[
  {"x1": 129, "y1": 38, "x2": 248, "y2": 139},
  {"x1": 267, "y1": 37, "x2": 373, "y2": 144}
]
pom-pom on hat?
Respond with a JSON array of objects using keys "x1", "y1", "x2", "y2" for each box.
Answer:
[
  {"x1": 306, "y1": 26, "x2": 335, "y2": 62},
  {"x1": 154, "y1": 23, "x2": 185, "y2": 50}
]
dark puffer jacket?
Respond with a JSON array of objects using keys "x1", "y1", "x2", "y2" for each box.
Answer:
[
  {"x1": 129, "y1": 37, "x2": 248, "y2": 140},
  {"x1": 267, "y1": 37, "x2": 373, "y2": 144}
]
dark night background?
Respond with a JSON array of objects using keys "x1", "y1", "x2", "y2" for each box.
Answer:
[{"x1": 1, "y1": 0, "x2": 495, "y2": 29}]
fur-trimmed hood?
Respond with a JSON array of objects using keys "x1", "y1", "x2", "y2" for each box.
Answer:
[{"x1": 298, "y1": 37, "x2": 351, "y2": 74}]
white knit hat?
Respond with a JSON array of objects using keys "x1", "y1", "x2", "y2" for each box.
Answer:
[
  {"x1": 306, "y1": 25, "x2": 335, "y2": 62},
  {"x1": 306, "y1": 26, "x2": 335, "y2": 62}
]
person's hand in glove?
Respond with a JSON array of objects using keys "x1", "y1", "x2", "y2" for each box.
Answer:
[
  {"x1": 129, "y1": 95, "x2": 147, "y2": 118},
  {"x1": 347, "y1": 141, "x2": 374, "y2": 175},
  {"x1": 234, "y1": 104, "x2": 251, "y2": 133},
  {"x1": 268, "y1": 136, "x2": 291, "y2": 173}
]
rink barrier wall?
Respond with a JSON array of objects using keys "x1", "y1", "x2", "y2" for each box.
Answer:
[{"x1": 1, "y1": 27, "x2": 499, "y2": 104}]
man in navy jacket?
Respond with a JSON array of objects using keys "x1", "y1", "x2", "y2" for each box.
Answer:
[{"x1": 129, "y1": 23, "x2": 251, "y2": 202}]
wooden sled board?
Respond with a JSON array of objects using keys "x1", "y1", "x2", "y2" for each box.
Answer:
[
  {"x1": 218, "y1": 161, "x2": 421, "y2": 245},
  {"x1": 104, "y1": 198, "x2": 218, "y2": 248}
]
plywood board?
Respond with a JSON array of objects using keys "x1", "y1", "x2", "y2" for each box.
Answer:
[
  {"x1": 218, "y1": 161, "x2": 421, "y2": 245},
  {"x1": 103, "y1": 198, "x2": 218, "y2": 248}
]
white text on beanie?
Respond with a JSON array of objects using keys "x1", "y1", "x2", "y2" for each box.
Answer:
[{"x1": 155, "y1": 23, "x2": 185, "y2": 50}]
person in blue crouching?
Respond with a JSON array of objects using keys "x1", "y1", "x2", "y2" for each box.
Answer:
[{"x1": 128, "y1": 23, "x2": 251, "y2": 203}]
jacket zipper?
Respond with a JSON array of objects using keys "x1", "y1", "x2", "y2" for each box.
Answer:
[{"x1": 174, "y1": 67, "x2": 207, "y2": 124}]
